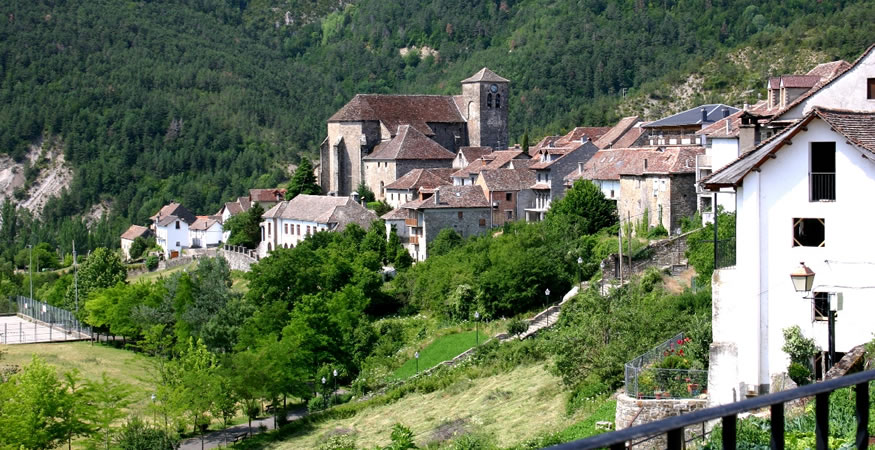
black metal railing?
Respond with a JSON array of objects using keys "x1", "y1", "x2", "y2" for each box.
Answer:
[
  {"x1": 548, "y1": 368, "x2": 875, "y2": 450},
  {"x1": 810, "y1": 172, "x2": 836, "y2": 201},
  {"x1": 716, "y1": 238, "x2": 736, "y2": 269}
]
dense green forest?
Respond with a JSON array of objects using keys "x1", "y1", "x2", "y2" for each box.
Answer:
[{"x1": 0, "y1": 0, "x2": 873, "y2": 254}]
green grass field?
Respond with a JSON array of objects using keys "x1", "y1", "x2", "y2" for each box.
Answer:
[
  {"x1": 2, "y1": 341, "x2": 158, "y2": 416},
  {"x1": 392, "y1": 331, "x2": 478, "y2": 380}
]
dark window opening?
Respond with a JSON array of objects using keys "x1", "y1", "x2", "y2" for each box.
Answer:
[
  {"x1": 458, "y1": 211, "x2": 464, "y2": 219},
  {"x1": 175, "y1": 221, "x2": 180, "y2": 229},
  {"x1": 868, "y1": 78, "x2": 875, "y2": 100},
  {"x1": 505, "y1": 192, "x2": 512, "y2": 201},
  {"x1": 793, "y1": 218, "x2": 825, "y2": 247},
  {"x1": 810, "y1": 142, "x2": 835, "y2": 201},
  {"x1": 487, "y1": 93, "x2": 493, "y2": 108},
  {"x1": 813, "y1": 292, "x2": 829, "y2": 321},
  {"x1": 495, "y1": 94, "x2": 501, "y2": 108},
  {"x1": 505, "y1": 210, "x2": 513, "y2": 220},
  {"x1": 479, "y1": 218, "x2": 486, "y2": 226}
]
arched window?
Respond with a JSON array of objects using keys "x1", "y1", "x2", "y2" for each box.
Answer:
[
  {"x1": 487, "y1": 93, "x2": 493, "y2": 108},
  {"x1": 267, "y1": 243, "x2": 272, "y2": 252},
  {"x1": 495, "y1": 94, "x2": 501, "y2": 109},
  {"x1": 380, "y1": 181, "x2": 385, "y2": 195}
]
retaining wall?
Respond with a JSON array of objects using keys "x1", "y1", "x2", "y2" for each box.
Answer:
[
  {"x1": 615, "y1": 393, "x2": 708, "y2": 448},
  {"x1": 601, "y1": 230, "x2": 695, "y2": 280}
]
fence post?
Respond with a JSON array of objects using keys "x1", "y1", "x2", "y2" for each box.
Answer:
[
  {"x1": 34, "y1": 322, "x2": 37, "y2": 342},
  {"x1": 49, "y1": 322, "x2": 52, "y2": 341}
]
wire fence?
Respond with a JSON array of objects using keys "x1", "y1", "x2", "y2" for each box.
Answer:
[
  {"x1": 0, "y1": 296, "x2": 92, "y2": 344},
  {"x1": 624, "y1": 332, "x2": 708, "y2": 399}
]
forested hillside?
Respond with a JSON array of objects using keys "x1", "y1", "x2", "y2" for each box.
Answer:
[{"x1": 1, "y1": 0, "x2": 874, "y2": 252}]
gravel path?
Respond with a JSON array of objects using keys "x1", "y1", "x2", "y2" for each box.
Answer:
[{"x1": 178, "y1": 407, "x2": 308, "y2": 450}]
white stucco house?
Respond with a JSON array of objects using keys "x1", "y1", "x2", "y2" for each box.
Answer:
[
  {"x1": 258, "y1": 194, "x2": 378, "y2": 258},
  {"x1": 703, "y1": 103, "x2": 875, "y2": 405},
  {"x1": 189, "y1": 216, "x2": 224, "y2": 248},
  {"x1": 120, "y1": 225, "x2": 152, "y2": 261},
  {"x1": 151, "y1": 202, "x2": 197, "y2": 259}
]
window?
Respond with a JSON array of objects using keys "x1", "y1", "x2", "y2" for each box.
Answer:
[
  {"x1": 810, "y1": 142, "x2": 836, "y2": 201},
  {"x1": 458, "y1": 211, "x2": 464, "y2": 219},
  {"x1": 505, "y1": 210, "x2": 513, "y2": 220},
  {"x1": 380, "y1": 181, "x2": 384, "y2": 195},
  {"x1": 175, "y1": 221, "x2": 180, "y2": 229},
  {"x1": 175, "y1": 241, "x2": 180, "y2": 247},
  {"x1": 487, "y1": 93, "x2": 493, "y2": 108},
  {"x1": 284, "y1": 224, "x2": 288, "y2": 234},
  {"x1": 868, "y1": 78, "x2": 875, "y2": 100},
  {"x1": 268, "y1": 223, "x2": 271, "y2": 235},
  {"x1": 813, "y1": 292, "x2": 829, "y2": 321},
  {"x1": 306, "y1": 226, "x2": 311, "y2": 235},
  {"x1": 479, "y1": 218, "x2": 486, "y2": 226},
  {"x1": 505, "y1": 192, "x2": 512, "y2": 201},
  {"x1": 793, "y1": 218, "x2": 825, "y2": 247},
  {"x1": 610, "y1": 189, "x2": 615, "y2": 198},
  {"x1": 495, "y1": 94, "x2": 501, "y2": 108},
  {"x1": 296, "y1": 224, "x2": 300, "y2": 235}
]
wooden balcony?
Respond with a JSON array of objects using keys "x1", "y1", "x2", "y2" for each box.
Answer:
[
  {"x1": 409, "y1": 235, "x2": 419, "y2": 245},
  {"x1": 405, "y1": 217, "x2": 419, "y2": 227}
]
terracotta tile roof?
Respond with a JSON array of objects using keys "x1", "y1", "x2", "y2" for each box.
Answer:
[
  {"x1": 461, "y1": 67, "x2": 509, "y2": 84},
  {"x1": 224, "y1": 201, "x2": 244, "y2": 216},
  {"x1": 364, "y1": 125, "x2": 456, "y2": 160},
  {"x1": 190, "y1": 216, "x2": 220, "y2": 231},
  {"x1": 595, "y1": 116, "x2": 640, "y2": 149},
  {"x1": 612, "y1": 125, "x2": 646, "y2": 148},
  {"x1": 328, "y1": 94, "x2": 465, "y2": 137},
  {"x1": 478, "y1": 169, "x2": 536, "y2": 192},
  {"x1": 386, "y1": 168, "x2": 453, "y2": 190},
  {"x1": 262, "y1": 195, "x2": 377, "y2": 229},
  {"x1": 774, "y1": 43, "x2": 875, "y2": 120},
  {"x1": 238, "y1": 197, "x2": 251, "y2": 211},
  {"x1": 696, "y1": 110, "x2": 745, "y2": 138},
  {"x1": 531, "y1": 182, "x2": 551, "y2": 190},
  {"x1": 458, "y1": 146, "x2": 493, "y2": 164},
  {"x1": 452, "y1": 158, "x2": 488, "y2": 178},
  {"x1": 381, "y1": 208, "x2": 408, "y2": 220},
  {"x1": 806, "y1": 60, "x2": 851, "y2": 80},
  {"x1": 703, "y1": 108, "x2": 875, "y2": 189},
  {"x1": 121, "y1": 225, "x2": 151, "y2": 241},
  {"x1": 566, "y1": 147, "x2": 703, "y2": 184},
  {"x1": 150, "y1": 202, "x2": 196, "y2": 225},
  {"x1": 644, "y1": 104, "x2": 739, "y2": 128},
  {"x1": 452, "y1": 150, "x2": 527, "y2": 177},
  {"x1": 780, "y1": 75, "x2": 821, "y2": 89},
  {"x1": 157, "y1": 215, "x2": 186, "y2": 227},
  {"x1": 402, "y1": 185, "x2": 489, "y2": 209},
  {"x1": 768, "y1": 77, "x2": 782, "y2": 90},
  {"x1": 249, "y1": 188, "x2": 287, "y2": 203},
  {"x1": 556, "y1": 127, "x2": 612, "y2": 146}
]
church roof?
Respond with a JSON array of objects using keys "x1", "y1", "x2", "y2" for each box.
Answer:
[
  {"x1": 328, "y1": 94, "x2": 465, "y2": 136},
  {"x1": 461, "y1": 67, "x2": 509, "y2": 84},
  {"x1": 363, "y1": 125, "x2": 456, "y2": 160}
]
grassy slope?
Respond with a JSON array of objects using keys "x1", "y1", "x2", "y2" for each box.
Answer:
[
  {"x1": 392, "y1": 331, "x2": 477, "y2": 380},
  {"x1": 2, "y1": 342, "x2": 158, "y2": 416},
  {"x1": 272, "y1": 364, "x2": 577, "y2": 449},
  {"x1": 127, "y1": 261, "x2": 198, "y2": 283}
]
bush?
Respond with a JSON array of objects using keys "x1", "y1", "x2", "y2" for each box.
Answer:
[
  {"x1": 318, "y1": 433, "x2": 357, "y2": 450},
  {"x1": 145, "y1": 255, "x2": 159, "y2": 271},
  {"x1": 787, "y1": 361, "x2": 811, "y2": 385},
  {"x1": 647, "y1": 224, "x2": 668, "y2": 239},
  {"x1": 506, "y1": 317, "x2": 528, "y2": 337},
  {"x1": 308, "y1": 395, "x2": 330, "y2": 413},
  {"x1": 782, "y1": 325, "x2": 818, "y2": 371},
  {"x1": 115, "y1": 417, "x2": 179, "y2": 450},
  {"x1": 566, "y1": 380, "x2": 610, "y2": 416}
]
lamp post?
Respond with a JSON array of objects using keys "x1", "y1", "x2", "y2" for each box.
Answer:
[
  {"x1": 790, "y1": 262, "x2": 834, "y2": 367},
  {"x1": 545, "y1": 288, "x2": 550, "y2": 301},
  {"x1": 151, "y1": 393, "x2": 157, "y2": 424},
  {"x1": 321, "y1": 376, "x2": 326, "y2": 406},
  {"x1": 332, "y1": 369, "x2": 338, "y2": 405},
  {"x1": 474, "y1": 311, "x2": 480, "y2": 346},
  {"x1": 577, "y1": 257, "x2": 583, "y2": 286},
  {"x1": 415, "y1": 351, "x2": 420, "y2": 374}
]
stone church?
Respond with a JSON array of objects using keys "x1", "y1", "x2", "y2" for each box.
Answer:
[{"x1": 320, "y1": 68, "x2": 510, "y2": 197}]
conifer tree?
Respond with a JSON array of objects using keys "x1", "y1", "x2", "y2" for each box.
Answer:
[{"x1": 286, "y1": 159, "x2": 321, "y2": 200}]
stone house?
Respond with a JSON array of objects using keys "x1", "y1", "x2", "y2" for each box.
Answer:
[
  {"x1": 452, "y1": 146, "x2": 493, "y2": 169},
  {"x1": 525, "y1": 141, "x2": 599, "y2": 222},
  {"x1": 564, "y1": 148, "x2": 636, "y2": 202},
  {"x1": 249, "y1": 188, "x2": 287, "y2": 210},
  {"x1": 150, "y1": 202, "x2": 197, "y2": 258},
  {"x1": 594, "y1": 116, "x2": 644, "y2": 149},
  {"x1": 258, "y1": 194, "x2": 377, "y2": 258},
  {"x1": 320, "y1": 68, "x2": 510, "y2": 196},
  {"x1": 642, "y1": 104, "x2": 739, "y2": 147},
  {"x1": 617, "y1": 146, "x2": 702, "y2": 234},
  {"x1": 474, "y1": 168, "x2": 536, "y2": 227},
  {"x1": 398, "y1": 185, "x2": 491, "y2": 261},
  {"x1": 362, "y1": 125, "x2": 456, "y2": 201},
  {"x1": 451, "y1": 149, "x2": 530, "y2": 186},
  {"x1": 384, "y1": 168, "x2": 453, "y2": 209},
  {"x1": 120, "y1": 225, "x2": 152, "y2": 261}
]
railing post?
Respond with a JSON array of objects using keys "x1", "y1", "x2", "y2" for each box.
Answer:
[
  {"x1": 722, "y1": 414, "x2": 737, "y2": 450},
  {"x1": 667, "y1": 428, "x2": 683, "y2": 450},
  {"x1": 857, "y1": 382, "x2": 869, "y2": 449},
  {"x1": 815, "y1": 392, "x2": 830, "y2": 450},
  {"x1": 770, "y1": 402, "x2": 784, "y2": 449}
]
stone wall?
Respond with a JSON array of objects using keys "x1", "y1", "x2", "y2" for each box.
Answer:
[
  {"x1": 221, "y1": 246, "x2": 258, "y2": 272},
  {"x1": 615, "y1": 393, "x2": 708, "y2": 449},
  {"x1": 601, "y1": 230, "x2": 694, "y2": 280},
  {"x1": 668, "y1": 174, "x2": 697, "y2": 234}
]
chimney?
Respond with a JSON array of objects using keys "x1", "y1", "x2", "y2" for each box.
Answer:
[
  {"x1": 351, "y1": 191, "x2": 360, "y2": 204},
  {"x1": 743, "y1": 103, "x2": 749, "y2": 111},
  {"x1": 725, "y1": 118, "x2": 731, "y2": 134},
  {"x1": 722, "y1": 107, "x2": 729, "y2": 118},
  {"x1": 434, "y1": 188, "x2": 440, "y2": 205},
  {"x1": 578, "y1": 162, "x2": 584, "y2": 174},
  {"x1": 701, "y1": 107, "x2": 708, "y2": 123}
]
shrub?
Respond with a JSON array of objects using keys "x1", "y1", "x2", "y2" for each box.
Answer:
[
  {"x1": 787, "y1": 361, "x2": 811, "y2": 385},
  {"x1": 566, "y1": 380, "x2": 610, "y2": 416},
  {"x1": 506, "y1": 317, "x2": 528, "y2": 337},
  {"x1": 145, "y1": 255, "x2": 159, "y2": 271},
  {"x1": 319, "y1": 433, "x2": 357, "y2": 450},
  {"x1": 308, "y1": 395, "x2": 330, "y2": 413},
  {"x1": 782, "y1": 325, "x2": 819, "y2": 370},
  {"x1": 647, "y1": 224, "x2": 668, "y2": 239}
]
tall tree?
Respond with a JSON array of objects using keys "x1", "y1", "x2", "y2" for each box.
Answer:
[
  {"x1": 225, "y1": 203, "x2": 264, "y2": 249},
  {"x1": 64, "y1": 247, "x2": 127, "y2": 312},
  {"x1": 546, "y1": 179, "x2": 618, "y2": 236},
  {"x1": 286, "y1": 159, "x2": 321, "y2": 200}
]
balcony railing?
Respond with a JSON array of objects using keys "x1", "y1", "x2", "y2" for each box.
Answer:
[
  {"x1": 696, "y1": 154, "x2": 712, "y2": 169},
  {"x1": 549, "y1": 368, "x2": 875, "y2": 450},
  {"x1": 648, "y1": 134, "x2": 704, "y2": 146},
  {"x1": 810, "y1": 172, "x2": 836, "y2": 201},
  {"x1": 408, "y1": 235, "x2": 419, "y2": 245},
  {"x1": 405, "y1": 217, "x2": 418, "y2": 227}
]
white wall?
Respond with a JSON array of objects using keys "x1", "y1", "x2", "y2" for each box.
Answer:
[
  {"x1": 783, "y1": 49, "x2": 875, "y2": 120},
  {"x1": 594, "y1": 179, "x2": 620, "y2": 200},
  {"x1": 156, "y1": 221, "x2": 190, "y2": 257},
  {"x1": 710, "y1": 118, "x2": 875, "y2": 403},
  {"x1": 259, "y1": 218, "x2": 328, "y2": 258},
  {"x1": 386, "y1": 189, "x2": 415, "y2": 209},
  {"x1": 191, "y1": 223, "x2": 224, "y2": 248},
  {"x1": 709, "y1": 138, "x2": 739, "y2": 213}
]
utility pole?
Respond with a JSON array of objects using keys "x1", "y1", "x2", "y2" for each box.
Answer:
[
  {"x1": 627, "y1": 212, "x2": 632, "y2": 276},
  {"x1": 618, "y1": 217, "x2": 623, "y2": 284},
  {"x1": 73, "y1": 240, "x2": 79, "y2": 317},
  {"x1": 713, "y1": 192, "x2": 718, "y2": 271},
  {"x1": 28, "y1": 244, "x2": 33, "y2": 301}
]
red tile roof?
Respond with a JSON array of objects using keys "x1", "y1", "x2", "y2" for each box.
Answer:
[
  {"x1": 696, "y1": 110, "x2": 745, "y2": 138},
  {"x1": 121, "y1": 225, "x2": 151, "y2": 241},
  {"x1": 386, "y1": 168, "x2": 454, "y2": 190},
  {"x1": 566, "y1": 146, "x2": 703, "y2": 184},
  {"x1": 458, "y1": 146, "x2": 493, "y2": 164},
  {"x1": 262, "y1": 195, "x2": 377, "y2": 229},
  {"x1": 150, "y1": 202, "x2": 196, "y2": 225},
  {"x1": 402, "y1": 185, "x2": 489, "y2": 209},
  {"x1": 780, "y1": 75, "x2": 821, "y2": 89},
  {"x1": 478, "y1": 169, "x2": 536, "y2": 192},
  {"x1": 249, "y1": 188, "x2": 287, "y2": 203},
  {"x1": 555, "y1": 127, "x2": 612, "y2": 146},
  {"x1": 806, "y1": 60, "x2": 851, "y2": 80},
  {"x1": 190, "y1": 216, "x2": 220, "y2": 231},
  {"x1": 612, "y1": 125, "x2": 646, "y2": 148},
  {"x1": 461, "y1": 67, "x2": 510, "y2": 83},
  {"x1": 328, "y1": 94, "x2": 465, "y2": 137},
  {"x1": 594, "y1": 116, "x2": 640, "y2": 149},
  {"x1": 364, "y1": 125, "x2": 456, "y2": 160},
  {"x1": 451, "y1": 150, "x2": 528, "y2": 177}
]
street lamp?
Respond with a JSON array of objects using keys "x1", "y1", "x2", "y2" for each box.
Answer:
[
  {"x1": 415, "y1": 351, "x2": 420, "y2": 374},
  {"x1": 474, "y1": 311, "x2": 480, "y2": 346},
  {"x1": 577, "y1": 256, "x2": 584, "y2": 285},
  {"x1": 321, "y1": 376, "x2": 326, "y2": 406},
  {"x1": 789, "y1": 262, "x2": 836, "y2": 368},
  {"x1": 151, "y1": 393, "x2": 157, "y2": 424},
  {"x1": 332, "y1": 369, "x2": 338, "y2": 405}
]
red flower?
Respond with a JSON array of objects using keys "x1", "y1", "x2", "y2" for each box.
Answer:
[
  {"x1": 677, "y1": 339, "x2": 683, "y2": 345},
  {"x1": 678, "y1": 349, "x2": 684, "y2": 355}
]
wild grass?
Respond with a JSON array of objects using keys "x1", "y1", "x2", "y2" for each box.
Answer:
[{"x1": 128, "y1": 261, "x2": 197, "y2": 283}]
